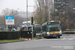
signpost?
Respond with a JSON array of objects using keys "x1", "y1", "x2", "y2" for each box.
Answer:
[
  {"x1": 5, "y1": 16, "x2": 14, "y2": 25},
  {"x1": 5, "y1": 16, "x2": 14, "y2": 31}
]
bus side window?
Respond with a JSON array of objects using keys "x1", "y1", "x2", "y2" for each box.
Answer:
[
  {"x1": 46, "y1": 27, "x2": 48, "y2": 32},
  {"x1": 42, "y1": 25, "x2": 47, "y2": 32}
]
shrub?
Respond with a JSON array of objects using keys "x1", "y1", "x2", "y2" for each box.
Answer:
[
  {"x1": 21, "y1": 31, "x2": 36, "y2": 38},
  {"x1": 63, "y1": 32, "x2": 75, "y2": 34},
  {"x1": 21, "y1": 31, "x2": 31, "y2": 38},
  {"x1": 0, "y1": 31, "x2": 36, "y2": 40},
  {"x1": 0, "y1": 31, "x2": 20, "y2": 40}
]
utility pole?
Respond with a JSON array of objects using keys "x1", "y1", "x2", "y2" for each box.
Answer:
[
  {"x1": 49, "y1": 8, "x2": 50, "y2": 21},
  {"x1": 26, "y1": 0, "x2": 28, "y2": 30},
  {"x1": 26, "y1": 0, "x2": 34, "y2": 38},
  {"x1": 49, "y1": 0, "x2": 53, "y2": 21}
]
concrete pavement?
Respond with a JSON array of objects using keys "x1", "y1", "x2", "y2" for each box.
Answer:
[{"x1": 0, "y1": 35, "x2": 75, "y2": 50}]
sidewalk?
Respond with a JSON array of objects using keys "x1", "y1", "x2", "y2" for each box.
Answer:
[
  {"x1": 20, "y1": 38, "x2": 42, "y2": 41},
  {"x1": 62, "y1": 34, "x2": 75, "y2": 36},
  {"x1": 0, "y1": 38, "x2": 42, "y2": 44}
]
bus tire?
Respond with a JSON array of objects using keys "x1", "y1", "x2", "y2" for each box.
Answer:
[
  {"x1": 43, "y1": 34, "x2": 46, "y2": 38},
  {"x1": 42, "y1": 34, "x2": 45, "y2": 37},
  {"x1": 58, "y1": 36, "x2": 60, "y2": 38}
]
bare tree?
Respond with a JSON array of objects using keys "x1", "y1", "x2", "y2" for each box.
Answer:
[
  {"x1": 1, "y1": 8, "x2": 23, "y2": 26},
  {"x1": 34, "y1": 0, "x2": 54, "y2": 24}
]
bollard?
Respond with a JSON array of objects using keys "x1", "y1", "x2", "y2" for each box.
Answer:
[
  {"x1": 31, "y1": 32, "x2": 32, "y2": 40},
  {"x1": 28, "y1": 32, "x2": 29, "y2": 40},
  {"x1": 40, "y1": 32, "x2": 43, "y2": 39}
]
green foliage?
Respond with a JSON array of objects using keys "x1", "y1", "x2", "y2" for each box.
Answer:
[
  {"x1": 0, "y1": 31, "x2": 20, "y2": 40},
  {"x1": 52, "y1": 0, "x2": 75, "y2": 30},
  {"x1": 21, "y1": 31, "x2": 31, "y2": 38},
  {"x1": 63, "y1": 32, "x2": 75, "y2": 34},
  {"x1": 51, "y1": 12, "x2": 59, "y2": 16},
  {"x1": 21, "y1": 31, "x2": 36, "y2": 38},
  {"x1": 34, "y1": 9, "x2": 46, "y2": 24},
  {"x1": 0, "y1": 39, "x2": 24, "y2": 43},
  {"x1": 54, "y1": 0, "x2": 66, "y2": 11},
  {"x1": 34, "y1": 0, "x2": 50, "y2": 24},
  {"x1": 66, "y1": 29, "x2": 75, "y2": 31},
  {"x1": 34, "y1": 0, "x2": 75, "y2": 30},
  {"x1": 72, "y1": 13, "x2": 75, "y2": 18},
  {"x1": 0, "y1": 31, "x2": 36, "y2": 40}
]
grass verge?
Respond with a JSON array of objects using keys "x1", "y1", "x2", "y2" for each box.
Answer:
[
  {"x1": 0, "y1": 39, "x2": 25, "y2": 43},
  {"x1": 33, "y1": 36, "x2": 41, "y2": 39}
]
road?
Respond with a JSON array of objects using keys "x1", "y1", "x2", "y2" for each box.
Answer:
[{"x1": 0, "y1": 35, "x2": 75, "y2": 50}]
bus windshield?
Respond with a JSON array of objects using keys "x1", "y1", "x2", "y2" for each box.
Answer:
[
  {"x1": 49, "y1": 27, "x2": 59, "y2": 32},
  {"x1": 47, "y1": 22, "x2": 60, "y2": 25}
]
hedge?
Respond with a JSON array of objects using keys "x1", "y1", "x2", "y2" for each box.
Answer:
[
  {"x1": 63, "y1": 31, "x2": 75, "y2": 34},
  {"x1": 0, "y1": 31, "x2": 20, "y2": 40},
  {"x1": 21, "y1": 31, "x2": 36, "y2": 38},
  {"x1": 0, "y1": 31, "x2": 36, "y2": 40},
  {"x1": 21, "y1": 31, "x2": 31, "y2": 38}
]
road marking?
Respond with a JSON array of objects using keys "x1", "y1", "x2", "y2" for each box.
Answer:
[
  {"x1": 50, "y1": 46, "x2": 74, "y2": 49},
  {"x1": 68, "y1": 38, "x2": 75, "y2": 40},
  {"x1": 40, "y1": 39, "x2": 60, "y2": 41},
  {"x1": 49, "y1": 39, "x2": 59, "y2": 40},
  {"x1": 61, "y1": 38, "x2": 67, "y2": 40},
  {"x1": 33, "y1": 37, "x2": 75, "y2": 41}
]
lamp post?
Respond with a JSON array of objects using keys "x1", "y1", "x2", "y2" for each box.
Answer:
[
  {"x1": 26, "y1": 0, "x2": 28, "y2": 30},
  {"x1": 26, "y1": 0, "x2": 35, "y2": 38}
]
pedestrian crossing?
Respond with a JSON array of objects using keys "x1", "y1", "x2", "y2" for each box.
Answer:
[{"x1": 38, "y1": 37, "x2": 75, "y2": 41}]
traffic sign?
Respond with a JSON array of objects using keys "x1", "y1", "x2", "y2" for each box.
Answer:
[
  {"x1": 6, "y1": 16, "x2": 14, "y2": 20},
  {"x1": 5, "y1": 16, "x2": 14, "y2": 25}
]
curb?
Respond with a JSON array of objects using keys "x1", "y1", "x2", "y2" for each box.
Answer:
[
  {"x1": 0, "y1": 40, "x2": 26, "y2": 44},
  {"x1": 24, "y1": 38, "x2": 42, "y2": 41},
  {"x1": 0, "y1": 38, "x2": 42, "y2": 44}
]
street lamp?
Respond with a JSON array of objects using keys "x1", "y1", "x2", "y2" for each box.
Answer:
[
  {"x1": 26, "y1": 0, "x2": 35, "y2": 38},
  {"x1": 26, "y1": 0, "x2": 28, "y2": 30}
]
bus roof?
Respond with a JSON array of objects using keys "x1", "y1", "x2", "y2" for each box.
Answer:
[{"x1": 42, "y1": 21, "x2": 61, "y2": 26}]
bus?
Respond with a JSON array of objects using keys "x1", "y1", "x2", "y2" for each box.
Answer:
[
  {"x1": 20, "y1": 24, "x2": 42, "y2": 35},
  {"x1": 33, "y1": 25, "x2": 42, "y2": 33},
  {"x1": 42, "y1": 21, "x2": 62, "y2": 38}
]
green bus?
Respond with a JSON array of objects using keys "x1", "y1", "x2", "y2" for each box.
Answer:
[
  {"x1": 20, "y1": 24, "x2": 42, "y2": 33},
  {"x1": 42, "y1": 21, "x2": 62, "y2": 38}
]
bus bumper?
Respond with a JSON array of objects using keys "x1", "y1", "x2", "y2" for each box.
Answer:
[{"x1": 44, "y1": 33, "x2": 62, "y2": 37}]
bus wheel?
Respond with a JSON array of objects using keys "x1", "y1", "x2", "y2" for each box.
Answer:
[
  {"x1": 58, "y1": 36, "x2": 60, "y2": 38},
  {"x1": 42, "y1": 34, "x2": 45, "y2": 37}
]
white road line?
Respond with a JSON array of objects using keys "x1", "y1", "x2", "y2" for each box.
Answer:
[
  {"x1": 49, "y1": 39, "x2": 59, "y2": 40},
  {"x1": 39, "y1": 39, "x2": 59, "y2": 41},
  {"x1": 68, "y1": 38, "x2": 75, "y2": 40},
  {"x1": 60, "y1": 38, "x2": 67, "y2": 40},
  {"x1": 34, "y1": 37, "x2": 75, "y2": 41}
]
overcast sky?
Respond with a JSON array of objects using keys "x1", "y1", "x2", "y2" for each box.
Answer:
[{"x1": 0, "y1": 0, "x2": 35, "y2": 14}]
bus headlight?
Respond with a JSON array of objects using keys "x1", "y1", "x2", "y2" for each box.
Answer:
[
  {"x1": 59, "y1": 31, "x2": 62, "y2": 34},
  {"x1": 47, "y1": 32, "x2": 50, "y2": 35}
]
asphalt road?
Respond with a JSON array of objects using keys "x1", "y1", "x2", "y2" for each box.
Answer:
[{"x1": 0, "y1": 35, "x2": 75, "y2": 50}]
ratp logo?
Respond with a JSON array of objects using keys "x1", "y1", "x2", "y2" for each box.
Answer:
[
  {"x1": 6, "y1": 16, "x2": 14, "y2": 20},
  {"x1": 8, "y1": 17, "x2": 12, "y2": 19}
]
